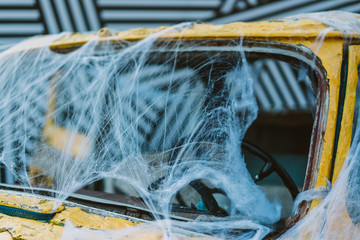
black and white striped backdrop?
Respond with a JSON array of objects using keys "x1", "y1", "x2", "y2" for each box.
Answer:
[{"x1": 1, "y1": 0, "x2": 359, "y2": 45}]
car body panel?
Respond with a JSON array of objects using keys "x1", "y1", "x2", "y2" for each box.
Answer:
[
  {"x1": 49, "y1": 18, "x2": 354, "y2": 50},
  {"x1": 333, "y1": 45, "x2": 360, "y2": 182}
]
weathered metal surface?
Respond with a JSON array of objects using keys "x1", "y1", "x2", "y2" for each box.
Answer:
[
  {"x1": 333, "y1": 45, "x2": 360, "y2": 182},
  {"x1": 0, "y1": 188, "x2": 217, "y2": 239},
  {"x1": 0, "y1": 213, "x2": 63, "y2": 240},
  {"x1": 51, "y1": 206, "x2": 137, "y2": 229},
  {"x1": 0, "y1": 192, "x2": 64, "y2": 214},
  {"x1": 48, "y1": 18, "x2": 357, "y2": 51}
]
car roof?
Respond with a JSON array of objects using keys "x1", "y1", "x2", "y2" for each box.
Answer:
[{"x1": 49, "y1": 17, "x2": 358, "y2": 52}]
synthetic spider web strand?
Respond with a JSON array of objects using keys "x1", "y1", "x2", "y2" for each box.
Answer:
[
  {"x1": 140, "y1": 57, "x2": 281, "y2": 238},
  {"x1": 0, "y1": 35, "x2": 67, "y2": 186},
  {"x1": 0, "y1": 24, "x2": 281, "y2": 239},
  {"x1": 3, "y1": 11, "x2": 357, "y2": 240},
  {"x1": 44, "y1": 26, "x2": 195, "y2": 203}
]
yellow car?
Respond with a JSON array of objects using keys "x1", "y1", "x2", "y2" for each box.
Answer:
[{"x1": 0, "y1": 11, "x2": 358, "y2": 239}]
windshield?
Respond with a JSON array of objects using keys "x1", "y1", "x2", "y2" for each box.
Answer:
[{"x1": 0, "y1": 33, "x2": 326, "y2": 238}]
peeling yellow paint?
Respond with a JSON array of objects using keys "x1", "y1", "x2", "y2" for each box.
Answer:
[
  {"x1": 0, "y1": 213, "x2": 63, "y2": 240},
  {"x1": 0, "y1": 205, "x2": 212, "y2": 240},
  {"x1": 0, "y1": 192, "x2": 64, "y2": 214},
  {"x1": 51, "y1": 207, "x2": 137, "y2": 230},
  {"x1": 49, "y1": 18, "x2": 356, "y2": 51}
]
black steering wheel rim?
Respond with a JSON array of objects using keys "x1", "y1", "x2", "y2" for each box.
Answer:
[{"x1": 242, "y1": 140, "x2": 299, "y2": 200}]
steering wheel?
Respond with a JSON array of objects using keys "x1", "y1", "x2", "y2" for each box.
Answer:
[
  {"x1": 242, "y1": 140, "x2": 299, "y2": 200},
  {"x1": 148, "y1": 139, "x2": 299, "y2": 216}
]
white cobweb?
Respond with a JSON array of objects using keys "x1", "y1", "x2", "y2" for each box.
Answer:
[
  {"x1": 0, "y1": 23, "x2": 280, "y2": 239},
  {"x1": 1, "y1": 10, "x2": 360, "y2": 240}
]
